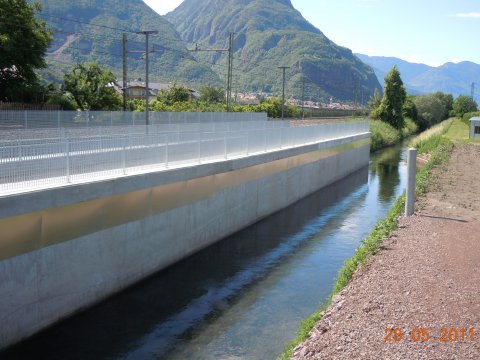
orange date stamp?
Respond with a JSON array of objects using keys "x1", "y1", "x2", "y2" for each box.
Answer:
[{"x1": 385, "y1": 328, "x2": 475, "y2": 343}]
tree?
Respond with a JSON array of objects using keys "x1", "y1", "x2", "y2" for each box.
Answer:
[
  {"x1": 199, "y1": 86, "x2": 225, "y2": 104},
  {"x1": 368, "y1": 88, "x2": 382, "y2": 111},
  {"x1": 62, "y1": 62, "x2": 122, "y2": 111},
  {"x1": 376, "y1": 66, "x2": 407, "y2": 129},
  {"x1": 452, "y1": 95, "x2": 478, "y2": 117},
  {"x1": 413, "y1": 94, "x2": 446, "y2": 130},
  {"x1": 433, "y1": 92, "x2": 453, "y2": 119},
  {"x1": 157, "y1": 82, "x2": 191, "y2": 106},
  {"x1": 256, "y1": 97, "x2": 298, "y2": 118},
  {"x1": 403, "y1": 95, "x2": 418, "y2": 122},
  {"x1": 0, "y1": 0, "x2": 53, "y2": 102}
]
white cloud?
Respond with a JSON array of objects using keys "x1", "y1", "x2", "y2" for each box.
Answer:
[
  {"x1": 453, "y1": 12, "x2": 480, "y2": 18},
  {"x1": 402, "y1": 55, "x2": 443, "y2": 67},
  {"x1": 143, "y1": 0, "x2": 184, "y2": 15}
]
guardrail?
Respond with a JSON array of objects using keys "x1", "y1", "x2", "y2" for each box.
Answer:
[
  {"x1": 0, "y1": 120, "x2": 291, "y2": 143},
  {"x1": 0, "y1": 111, "x2": 268, "y2": 130},
  {"x1": 0, "y1": 121, "x2": 369, "y2": 194}
]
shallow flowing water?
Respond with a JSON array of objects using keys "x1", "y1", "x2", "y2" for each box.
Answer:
[{"x1": 2, "y1": 144, "x2": 407, "y2": 360}]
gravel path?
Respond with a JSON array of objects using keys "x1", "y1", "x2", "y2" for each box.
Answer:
[{"x1": 292, "y1": 143, "x2": 480, "y2": 359}]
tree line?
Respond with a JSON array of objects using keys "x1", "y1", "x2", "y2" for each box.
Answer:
[
  {"x1": 369, "y1": 66, "x2": 478, "y2": 131},
  {"x1": 2, "y1": 0, "x2": 478, "y2": 125}
]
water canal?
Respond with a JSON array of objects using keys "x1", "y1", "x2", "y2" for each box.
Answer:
[{"x1": 1, "y1": 143, "x2": 407, "y2": 360}]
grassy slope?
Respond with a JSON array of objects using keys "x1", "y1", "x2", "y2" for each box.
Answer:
[
  {"x1": 278, "y1": 125, "x2": 453, "y2": 360},
  {"x1": 444, "y1": 117, "x2": 480, "y2": 143},
  {"x1": 370, "y1": 118, "x2": 418, "y2": 152}
]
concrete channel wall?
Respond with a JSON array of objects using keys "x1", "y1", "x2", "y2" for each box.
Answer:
[{"x1": 0, "y1": 131, "x2": 370, "y2": 350}]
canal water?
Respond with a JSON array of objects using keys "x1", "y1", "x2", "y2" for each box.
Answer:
[{"x1": 2, "y1": 144, "x2": 407, "y2": 360}]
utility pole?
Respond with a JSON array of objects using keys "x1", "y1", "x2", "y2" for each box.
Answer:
[
  {"x1": 279, "y1": 66, "x2": 290, "y2": 120},
  {"x1": 226, "y1": 32, "x2": 235, "y2": 112},
  {"x1": 301, "y1": 76, "x2": 305, "y2": 120},
  {"x1": 471, "y1": 82, "x2": 476, "y2": 99},
  {"x1": 122, "y1": 33, "x2": 128, "y2": 111},
  {"x1": 137, "y1": 30, "x2": 158, "y2": 127},
  {"x1": 189, "y1": 33, "x2": 235, "y2": 112}
]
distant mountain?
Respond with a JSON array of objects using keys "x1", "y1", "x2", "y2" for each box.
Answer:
[
  {"x1": 36, "y1": 0, "x2": 221, "y2": 87},
  {"x1": 166, "y1": 0, "x2": 381, "y2": 102},
  {"x1": 356, "y1": 54, "x2": 480, "y2": 102},
  {"x1": 355, "y1": 54, "x2": 431, "y2": 84}
]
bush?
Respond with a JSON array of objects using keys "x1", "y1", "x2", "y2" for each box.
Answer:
[
  {"x1": 452, "y1": 95, "x2": 478, "y2": 117},
  {"x1": 462, "y1": 111, "x2": 480, "y2": 124},
  {"x1": 199, "y1": 86, "x2": 225, "y2": 104},
  {"x1": 370, "y1": 120, "x2": 401, "y2": 152},
  {"x1": 413, "y1": 94, "x2": 446, "y2": 130},
  {"x1": 403, "y1": 96, "x2": 418, "y2": 122},
  {"x1": 402, "y1": 118, "x2": 418, "y2": 137}
]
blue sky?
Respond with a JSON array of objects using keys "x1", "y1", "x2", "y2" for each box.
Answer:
[{"x1": 143, "y1": 0, "x2": 480, "y2": 66}]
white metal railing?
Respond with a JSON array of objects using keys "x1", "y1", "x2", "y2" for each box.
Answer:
[
  {"x1": 0, "y1": 121, "x2": 369, "y2": 194},
  {"x1": 0, "y1": 120, "x2": 290, "y2": 144},
  {"x1": 0, "y1": 111, "x2": 268, "y2": 130}
]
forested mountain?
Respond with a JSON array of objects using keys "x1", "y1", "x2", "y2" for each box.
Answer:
[
  {"x1": 166, "y1": 0, "x2": 381, "y2": 102},
  {"x1": 356, "y1": 54, "x2": 480, "y2": 102},
  {"x1": 36, "y1": 0, "x2": 221, "y2": 87}
]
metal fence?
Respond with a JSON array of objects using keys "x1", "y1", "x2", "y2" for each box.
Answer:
[
  {"x1": 0, "y1": 120, "x2": 290, "y2": 144},
  {"x1": 0, "y1": 111, "x2": 268, "y2": 130},
  {"x1": 0, "y1": 121, "x2": 369, "y2": 195}
]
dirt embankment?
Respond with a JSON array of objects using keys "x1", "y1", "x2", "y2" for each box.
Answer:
[{"x1": 293, "y1": 144, "x2": 480, "y2": 360}]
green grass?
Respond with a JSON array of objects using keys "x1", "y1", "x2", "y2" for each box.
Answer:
[
  {"x1": 444, "y1": 118, "x2": 470, "y2": 141},
  {"x1": 409, "y1": 119, "x2": 453, "y2": 148},
  {"x1": 277, "y1": 132, "x2": 454, "y2": 360},
  {"x1": 370, "y1": 118, "x2": 418, "y2": 153}
]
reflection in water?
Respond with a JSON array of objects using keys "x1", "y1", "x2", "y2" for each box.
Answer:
[
  {"x1": 2, "y1": 145, "x2": 407, "y2": 360},
  {"x1": 370, "y1": 144, "x2": 403, "y2": 204}
]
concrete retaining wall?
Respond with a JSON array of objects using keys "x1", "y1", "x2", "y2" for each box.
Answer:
[{"x1": 0, "y1": 132, "x2": 370, "y2": 350}]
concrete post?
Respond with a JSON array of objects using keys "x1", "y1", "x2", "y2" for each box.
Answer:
[{"x1": 405, "y1": 148, "x2": 417, "y2": 216}]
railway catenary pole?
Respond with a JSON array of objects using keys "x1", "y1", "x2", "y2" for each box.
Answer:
[
  {"x1": 137, "y1": 30, "x2": 158, "y2": 127},
  {"x1": 278, "y1": 66, "x2": 290, "y2": 120}
]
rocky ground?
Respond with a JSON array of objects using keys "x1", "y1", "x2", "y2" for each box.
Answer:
[{"x1": 292, "y1": 143, "x2": 480, "y2": 359}]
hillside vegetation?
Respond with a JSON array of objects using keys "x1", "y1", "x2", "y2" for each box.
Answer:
[
  {"x1": 36, "y1": 0, "x2": 221, "y2": 87},
  {"x1": 166, "y1": 0, "x2": 381, "y2": 102}
]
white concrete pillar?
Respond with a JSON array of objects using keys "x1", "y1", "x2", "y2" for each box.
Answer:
[{"x1": 405, "y1": 148, "x2": 417, "y2": 216}]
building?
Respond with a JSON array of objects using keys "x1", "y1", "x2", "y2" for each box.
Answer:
[
  {"x1": 470, "y1": 117, "x2": 480, "y2": 139},
  {"x1": 116, "y1": 81, "x2": 199, "y2": 101},
  {"x1": 122, "y1": 81, "x2": 170, "y2": 101}
]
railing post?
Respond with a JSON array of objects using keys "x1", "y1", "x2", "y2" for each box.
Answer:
[
  {"x1": 264, "y1": 129, "x2": 267, "y2": 152},
  {"x1": 66, "y1": 139, "x2": 71, "y2": 183},
  {"x1": 224, "y1": 131, "x2": 227, "y2": 159},
  {"x1": 18, "y1": 140, "x2": 22, "y2": 161},
  {"x1": 122, "y1": 136, "x2": 127, "y2": 175},
  {"x1": 405, "y1": 148, "x2": 417, "y2": 216},
  {"x1": 198, "y1": 133, "x2": 201, "y2": 164},
  {"x1": 166, "y1": 135, "x2": 169, "y2": 168}
]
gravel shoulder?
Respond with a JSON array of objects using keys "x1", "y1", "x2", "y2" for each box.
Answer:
[{"x1": 293, "y1": 143, "x2": 480, "y2": 360}]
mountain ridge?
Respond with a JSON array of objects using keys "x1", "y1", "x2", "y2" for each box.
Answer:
[
  {"x1": 36, "y1": 0, "x2": 222, "y2": 87},
  {"x1": 166, "y1": 0, "x2": 381, "y2": 102},
  {"x1": 356, "y1": 54, "x2": 480, "y2": 102}
]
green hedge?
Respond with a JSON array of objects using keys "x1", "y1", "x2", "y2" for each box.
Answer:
[{"x1": 462, "y1": 111, "x2": 480, "y2": 124}]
